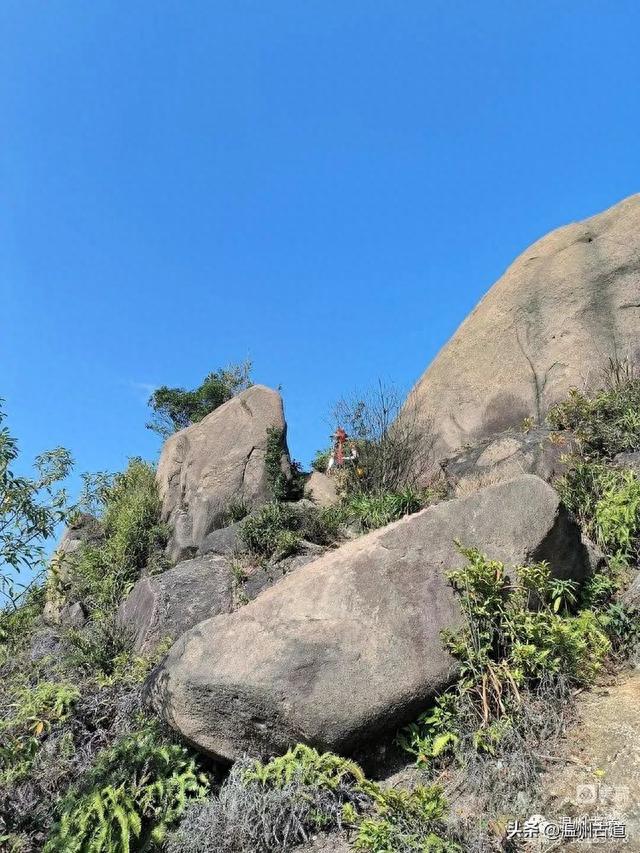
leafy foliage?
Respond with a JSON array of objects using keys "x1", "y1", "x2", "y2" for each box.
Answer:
[
  {"x1": 0, "y1": 680, "x2": 80, "y2": 787},
  {"x1": 311, "y1": 448, "x2": 331, "y2": 473},
  {"x1": 45, "y1": 726, "x2": 208, "y2": 852},
  {"x1": 398, "y1": 548, "x2": 610, "y2": 772},
  {"x1": 556, "y1": 460, "x2": 640, "y2": 567},
  {"x1": 168, "y1": 745, "x2": 457, "y2": 853},
  {"x1": 0, "y1": 399, "x2": 73, "y2": 605},
  {"x1": 339, "y1": 486, "x2": 430, "y2": 532},
  {"x1": 264, "y1": 427, "x2": 303, "y2": 502},
  {"x1": 547, "y1": 370, "x2": 640, "y2": 459},
  {"x1": 239, "y1": 501, "x2": 338, "y2": 559},
  {"x1": 351, "y1": 785, "x2": 458, "y2": 853},
  {"x1": 146, "y1": 362, "x2": 252, "y2": 438},
  {"x1": 55, "y1": 459, "x2": 168, "y2": 620}
]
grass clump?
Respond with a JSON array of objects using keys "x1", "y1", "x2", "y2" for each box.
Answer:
[
  {"x1": 339, "y1": 486, "x2": 429, "y2": 532},
  {"x1": 167, "y1": 744, "x2": 458, "y2": 853}
]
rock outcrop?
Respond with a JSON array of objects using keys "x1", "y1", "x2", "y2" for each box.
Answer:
[
  {"x1": 157, "y1": 385, "x2": 292, "y2": 562},
  {"x1": 146, "y1": 474, "x2": 597, "y2": 761},
  {"x1": 43, "y1": 513, "x2": 104, "y2": 626},
  {"x1": 118, "y1": 554, "x2": 233, "y2": 654},
  {"x1": 406, "y1": 194, "x2": 640, "y2": 469},
  {"x1": 442, "y1": 427, "x2": 576, "y2": 496}
]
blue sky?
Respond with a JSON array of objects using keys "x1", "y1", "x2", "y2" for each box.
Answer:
[{"x1": 2, "y1": 1, "x2": 639, "y2": 505}]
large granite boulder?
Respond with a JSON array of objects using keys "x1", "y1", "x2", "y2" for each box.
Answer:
[
  {"x1": 406, "y1": 194, "x2": 640, "y2": 470},
  {"x1": 146, "y1": 474, "x2": 597, "y2": 761},
  {"x1": 443, "y1": 427, "x2": 577, "y2": 496},
  {"x1": 118, "y1": 554, "x2": 233, "y2": 654},
  {"x1": 157, "y1": 385, "x2": 292, "y2": 562}
]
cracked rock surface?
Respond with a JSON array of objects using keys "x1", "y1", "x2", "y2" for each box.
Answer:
[{"x1": 156, "y1": 384, "x2": 292, "y2": 562}]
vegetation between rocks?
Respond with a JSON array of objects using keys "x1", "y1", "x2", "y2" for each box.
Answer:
[{"x1": 167, "y1": 745, "x2": 459, "y2": 853}]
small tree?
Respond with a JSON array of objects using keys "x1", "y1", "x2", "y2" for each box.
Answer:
[
  {"x1": 331, "y1": 381, "x2": 434, "y2": 495},
  {"x1": 146, "y1": 361, "x2": 252, "y2": 438},
  {"x1": 0, "y1": 400, "x2": 73, "y2": 607}
]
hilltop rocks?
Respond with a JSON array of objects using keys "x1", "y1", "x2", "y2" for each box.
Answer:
[
  {"x1": 443, "y1": 427, "x2": 577, "y2": 496},
  {"x1": 118, "y1": 554, "x2": 233, "y2": 654},
  {"x1": 407, "y1": 194, "x2": 640, "y2": 468},
  {"x1": 157, "y1": 385, "x2": 292, "y2": 562},
  {"x1": 146, "y1": 474, "x2": 597, "y2": 761}
]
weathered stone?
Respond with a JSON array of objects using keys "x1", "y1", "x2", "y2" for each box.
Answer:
[
  {"x1": 198, "y1": 521, "x2": 244, "y2": 557},
  {"x1": 443, "y1": 427, "x2": 577, "y2": 496},
  {"x1": 613, "y1": 451, "x2": 640, "y2": 474},
  {"x1": 118, "y1": 554, "x2": 233, "y2": 654},
  {"x1": 405, "y1": 194, "x2": 640, "y2": 469},
  {"x1": 59, "y1": 601, "x2": 88, "y2": 629},
  {"x1": 146, "y1": 475, "x2": 596, "y2": 761},
  {"x1": 43, "y1": 513, "x2": 104, "y2": 626},
  {"x1": 241, "y1": 551, "x2": 323, "y2": 603},
  {"x1": 304, "y1": 472, "x2": 339, "y2": 509},
  {"x1": 157, "y1": 385, "x2": 292, "y2": 562}
]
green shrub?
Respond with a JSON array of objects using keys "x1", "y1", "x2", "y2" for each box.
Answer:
[
  {"x1": 0, "y1": 584, "x2": 46, "y2": 663},
  {"x1": 352, "y1": 785, "x2": 458, "y2": 853},
  {"x1": 398, "y1": 548, "x2": 610, "y2": 771},
  {"x1": 45, "y1": 727, "x2": 208, "y2": 853},
  {"x1": 168, "y1": 745, "x2": 457, "y2": 853},
  {"x1": 62, "y1": 459, "x2": 168, "y2": 617},
  {"x1": 311, "y1": 448, "x2": 331, "y2": 473},
  {"x1": 239, "y1": 501, "x2": 339, "y2": 559},
  {"x1": 556, "y1": 461, "x2": 640, "y2": 561},
  {"x1": 264, "y1": 428, "x2": 304, "y2": 502},
  {"x1": 0, "y1": 679, "x2": 80, "y2": 786},
  {"x1": 341, "y1": 487, "x2": 427, "y2": 532},
  {"x1": 224, "y1": 497, "x2": 250, "y2": 524},
  {"x1": 547, "y1": 375, "x2": 640, "y2": 459}
]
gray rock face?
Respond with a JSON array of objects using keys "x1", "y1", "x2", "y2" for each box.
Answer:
[
  {"x1": 406, "y1": 194, "x2": 640, "y2": 469},
  {"x1": 613, "y1": 451, "x2": 640, "y2": 474},
  {"x1": 146, "y1": 475, "x2": 596, "y2": 761},
  {"x1": 443, "y1": 427, "x2": 577, "y2": 496},
  {"x1": 118, "y1": 555, "x2": 233, "y2": 654},
  {"x1": 304, "y1": 472, "x2": 339, "y2": 509},
  {"x1": 197, "y1": 521, "x2": 244, "y2": 557},
  {"x1": 157, "y1": 385, "x2": 292, "y2": 562}
]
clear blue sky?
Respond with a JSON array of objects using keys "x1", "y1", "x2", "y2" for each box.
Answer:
[{"x1": 2, "y1": 1, "x2": 639, "y2": 499}]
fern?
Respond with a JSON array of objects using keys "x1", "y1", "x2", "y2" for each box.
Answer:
[{"x1": 45, "y1": 728, "x2": 208, "y2": 853}]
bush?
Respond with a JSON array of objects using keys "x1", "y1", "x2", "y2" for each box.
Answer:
[
  {"x1": 331, "y1": 381, "x2": 434, "y2": 496},
  {"x1": 239, "y1": 501, "x2": 339, "y2": 559},
  {"x1": 45, "y1": 726, "x2": 208, "y2": 853},
  {"x1": 0, "y1": 680, "x2": 80, "y2": 787},
  {"x1": 398, "y1": 548, "x2": 610, "y2": 777},
  {"x1": 547, "y1": 371, "x2": 640, "y2": 459},
  {"x1": 556, "y1": 461, "x2": 640, "y2": 562},
  {"x1": 311, "y1": 448, "x2": 331, "y2": 473},
  {"x1": 340, "y1": 487, "x2": 427, "y2": 532},
  {"x1": 0, "y1": 398, "x2": 73, "y2": 606},
  {"x1": 59, "y1": 459, "x2": 168, "y2": 617}
]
